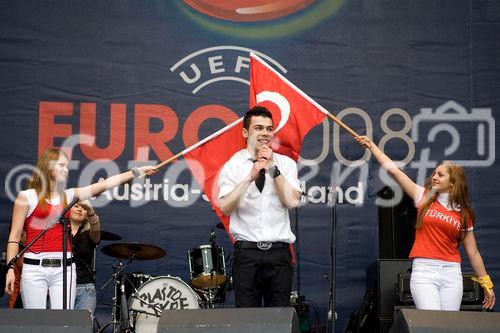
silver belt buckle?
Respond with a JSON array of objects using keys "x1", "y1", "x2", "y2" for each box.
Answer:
[
  {"x1": 257, "y1": 241, "x2": 272, "y2": 250},
  {"x1": 41, "y1": 259, "x2": 61, "y2": 267}
]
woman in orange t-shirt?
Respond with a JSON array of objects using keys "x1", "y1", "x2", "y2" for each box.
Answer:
[{"x1": 356, "y1": 136, "x2": 495, "y2": 310}]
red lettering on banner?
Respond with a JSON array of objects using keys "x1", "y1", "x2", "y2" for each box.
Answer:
[
  {"x1": 134, "y1": 104, "x2": 179, "y2": 161},
  {"x1": 38, "y1": 102, "x2": 238, "y2": 162},
  {"x1": 38, "y1": 102, "x2": 73, "y2": 156},
  {"x1": 80, "y1": 103, "x2": 126, "y2": 160},
  {"x1": 183, "y1": 105, "x2": 239, "y2": 148}
]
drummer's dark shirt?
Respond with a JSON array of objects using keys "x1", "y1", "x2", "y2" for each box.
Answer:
[{"x1": 71, "y1": 227, "x2": 99, "y2": 284}]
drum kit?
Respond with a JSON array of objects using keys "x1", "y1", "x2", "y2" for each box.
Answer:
[{"x1": 96, "y1": 227, "x2": 230, "y2": 333}]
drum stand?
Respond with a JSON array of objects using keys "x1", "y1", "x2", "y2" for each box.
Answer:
[
  {"x1": 204, "y1": 288, "x2": 218, "y2": 308},
  {"x1": 198, "y1": 276, "x2": 232, "y2": 309},
  {"x1": 97, "y1": 260, "x2": 132, "y2": 333}
]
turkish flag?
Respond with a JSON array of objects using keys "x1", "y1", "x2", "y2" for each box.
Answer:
[
  {"x1": 185, "y1": 120, "x2": 245, "y2": 237},
  {"x1": 185, "y1": 53, "x2": 327, "y2": 235},
  {"x1": 249, "y1": 53, "x2": 327, "y2": 161}
]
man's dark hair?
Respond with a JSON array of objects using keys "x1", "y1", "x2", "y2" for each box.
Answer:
[{"x1": 243, "y1": 106, "x2": 273, "y2": 129}]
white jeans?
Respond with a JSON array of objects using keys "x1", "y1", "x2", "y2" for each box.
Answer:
[
  {"x1": 21, "y1": 252, "x2": 76, "y2": 309},
  {"x1": 410, "y1": 258, "x2": 463, "y2": 310}
]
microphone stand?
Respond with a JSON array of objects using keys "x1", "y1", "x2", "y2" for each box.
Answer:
[
  {"x1": 60, "y1": 196, "x2": 79, "y2": 309},
  {"x1": 6, "y1": 195, "x2": 79, "y2": 310},
  {"x1": 294, "y1": 202, "x2": 302, "y2": 324},
  {"x1": 327, "y1": 186, "x2": 338, "y2": 333}
]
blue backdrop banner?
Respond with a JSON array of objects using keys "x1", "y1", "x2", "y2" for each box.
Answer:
[{"x1": 1, "y1": 1, "x2": 499, "y2": 331}]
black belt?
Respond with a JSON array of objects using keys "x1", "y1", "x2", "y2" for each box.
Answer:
[
  {"x1": 23, "y1": 257, "x2": 73, "y2": 267},
  {"x1": 234, "y1": 241, "x2": 290, "y2": 251}
]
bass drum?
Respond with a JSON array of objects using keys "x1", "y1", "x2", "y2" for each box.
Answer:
[{"x1": 129, "y1": 276, "x2": 201, "y2": 333}]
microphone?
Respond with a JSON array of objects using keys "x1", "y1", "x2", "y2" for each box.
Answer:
[
  {"x1": 259, "y1": 157, "x2": 267, "y2": 175},
  {"x1": 60, "y1": 196, "x2": 80, "y2": 218},
  {"x1": 54, "y1": 195, "x2": 79, "y2": 227}
]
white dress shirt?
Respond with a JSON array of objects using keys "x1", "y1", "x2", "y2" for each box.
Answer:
[{"x1": 218, "y1": 149, "x2": 301, "y2": 243}]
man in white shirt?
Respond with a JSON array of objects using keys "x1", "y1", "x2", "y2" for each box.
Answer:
[{"x1": 218, "y1": 106, "x2": 301, "y2": 307}]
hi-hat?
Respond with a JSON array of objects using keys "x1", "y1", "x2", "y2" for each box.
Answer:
[
  {"x1": 101, "y1": 242, "x2": 166, "y2": 260},
  {"x1": 100, "y1": 230, "x2": 122, "y2": 241}
]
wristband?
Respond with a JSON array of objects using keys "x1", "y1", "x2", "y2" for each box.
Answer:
[
  {"x1": 131, "y1": 167, "x2": 140, "y2": 178},
  {"x1": 269, "y1": 165, "x2": 281, "y2": 179},
  {"x1": 471, "y1": 274, "x2": 494, "y2": 295}
]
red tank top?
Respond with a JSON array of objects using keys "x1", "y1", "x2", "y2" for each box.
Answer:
[{"x1": 24, "y1": 201, "x2": 72, "y2": 253}]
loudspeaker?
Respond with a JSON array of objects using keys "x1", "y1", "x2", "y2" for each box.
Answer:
[
  {"x1": 389, "y1": 308, "x2": 500, "y2": 333},
  {"x1": 157, "y1": 308, "x2": 299, "y2": 333},
  {"x1": 397, "y1": 272, "x2": 483, "y2": 304},
  {"x1": 378, "y1": 187, "x2": 416, "y2": 259},
  {"x1": 0, "y1": 309, "x2": 92, "y2": 333},
  {"x1": 377, "y1": 259, "x2": 412, "y2": 317}
]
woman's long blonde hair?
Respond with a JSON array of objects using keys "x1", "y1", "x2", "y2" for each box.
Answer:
[
  {"x1": 28, "y1": 148, "x2": 68, "y2": 213},
  {"x1": 416, "y1": 163, "x2": 474, "y2": 242}
]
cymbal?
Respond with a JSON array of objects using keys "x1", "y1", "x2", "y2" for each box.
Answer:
[
  {"x1": 101, "y1": 242, "x2": 166, "y2": 260},
  {"x1": 100, "y1": 230, "x2": 122, "y2": 241}
]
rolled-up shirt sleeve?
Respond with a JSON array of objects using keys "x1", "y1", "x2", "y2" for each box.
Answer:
[
  {"x1": 218, "y1": 164, "x2": 237, "y2": 199},
  {"x1": 279, "y1": 156, "x2": 301, "y2": 193}
]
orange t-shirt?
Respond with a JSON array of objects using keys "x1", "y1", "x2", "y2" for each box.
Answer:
[{"x1": 409, "y1": 198, "x2": 472, "y2": 263}]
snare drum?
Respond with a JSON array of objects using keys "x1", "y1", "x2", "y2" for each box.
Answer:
[
  {"x1": 129, "y1": 276, "x2": 200, "y2": 333},
  {"x1": 188, "y1": 244, "x2": 227, "y2": 289}
]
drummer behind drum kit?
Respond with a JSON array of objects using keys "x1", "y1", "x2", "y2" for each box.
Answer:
[{"x1": 97, "y1": 226, "x2": 231, "y2": 333}]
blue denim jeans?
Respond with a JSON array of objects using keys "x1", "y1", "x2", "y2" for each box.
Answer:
[{"x1": 74, "y1": 283, "x2": 97, "y2": 316}]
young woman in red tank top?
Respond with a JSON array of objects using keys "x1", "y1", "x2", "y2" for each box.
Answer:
[{"x1": 4, "y1": 148, "x2": 157, "y2": 309}]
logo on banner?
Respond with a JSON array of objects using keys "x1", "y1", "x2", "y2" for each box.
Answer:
[
  {"x1": 170, "y1": 46, "x2": 287, "y2": 94},
  {"x1": 182, "y1": 1, "x2": 315, "y2": 22},
  {"x1": 409, "y1": 100, "x2": 495, "y2": 184},
  {"x1": 176, "y1": 1, "x2": 348, "y2": 39}
]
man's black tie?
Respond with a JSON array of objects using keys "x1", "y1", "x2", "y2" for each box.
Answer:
[{"x1": 255, "y1": 170, "x2": 265, "y2": 192}]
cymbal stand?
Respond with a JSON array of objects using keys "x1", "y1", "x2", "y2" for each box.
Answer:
[{"x1": 97, "y1": 259, "x2": 132, "y2": 333}]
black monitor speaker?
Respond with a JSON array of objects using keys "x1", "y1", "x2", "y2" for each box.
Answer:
[
  {"x1": 390, "y1": 308, "x2": 500, "y2": 333},
  {"x1": 157, "y1": 307, "x2": 299, "y2": 333},
  {"x1": 0, "y1": 309, "x2": 92, "y2": 333}
]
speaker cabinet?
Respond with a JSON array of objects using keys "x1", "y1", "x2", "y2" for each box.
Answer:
[
  {"x1": 390, "y1": 308, "x2": 500, "y2": 333},
  {"x1": 0, "y1": 309, "x2": 92, "y2": 333},
  {"x1": 377, "y1": 259, "x2": 412, "y2": 317},
  {"x1": 378, "y1": 187, "x2": 416, "y2": 259},
  {"x1": 157, "y1": 307, "x2": 299, "y2": 333},
  {"x1": 397, "y1": 272, "x2": 483, "y2": 304}
]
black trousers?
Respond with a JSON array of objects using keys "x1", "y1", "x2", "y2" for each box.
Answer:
[{"x1": 232, "y1": 247, "x2": 293, "y2": 307}]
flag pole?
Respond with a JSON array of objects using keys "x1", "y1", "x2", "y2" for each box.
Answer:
[{"x1": 155, "y1": 118, "x2": 244, "y2": 170}]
